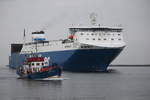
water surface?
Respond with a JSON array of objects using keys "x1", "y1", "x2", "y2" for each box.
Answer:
[{"x1": 0, "y1": 66, "x2": 150, "y2": 100}]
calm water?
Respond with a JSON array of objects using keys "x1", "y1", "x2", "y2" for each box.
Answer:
[{"x1": 0, "y1": 66, "x2": 150, "y2": 100}]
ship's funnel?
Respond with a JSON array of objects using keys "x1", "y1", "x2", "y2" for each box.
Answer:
[{"x1": 32, "y1": 31, "x2": 46, "y2": 42}]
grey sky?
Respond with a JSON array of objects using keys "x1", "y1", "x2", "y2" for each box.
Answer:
[{"x1": 0, "y1": 0, "x2": 150, "y2": 66}]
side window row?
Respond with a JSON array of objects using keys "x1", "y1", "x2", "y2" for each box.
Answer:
[
  {"x1": 86, "y1": 38, "x2": 122, "y2": 41},
  {"x1": 81, "y1": 33, "x2": 121, "y2": 36},
  {"x1": 30, "y1": 62, "x2": 44, "y2": 66}
]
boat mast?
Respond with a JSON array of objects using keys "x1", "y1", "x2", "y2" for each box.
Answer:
[
  {"x1": 35, "y1": 42, "x2": 38, "y2": 53},
  {"x1": 89, "y1": 12, "x2": 97, "y2": 25},
  {"x1": 23, "y1": 28, "x2": 26, "y2": 44}
]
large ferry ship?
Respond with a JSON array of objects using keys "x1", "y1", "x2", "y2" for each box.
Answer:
[{"x1": 9, "y1": 20, "x2": 126, "y2": 72}]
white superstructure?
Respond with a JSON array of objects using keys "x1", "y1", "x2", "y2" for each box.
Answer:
[
  {"x1": 20, "y1": 25, "x2": 126, "y2": 54},
  {"x1": 70, "y1": 26, "x2": 126, "y2": 48}
]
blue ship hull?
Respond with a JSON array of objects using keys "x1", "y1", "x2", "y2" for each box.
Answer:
[{"x1": 9, "y1": 48, "x2": 124, "y2": 72}]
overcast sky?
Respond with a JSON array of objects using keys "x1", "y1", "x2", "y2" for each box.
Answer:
[{"x1": 0, "y1": 0, "x2": 150, "y2": 66}]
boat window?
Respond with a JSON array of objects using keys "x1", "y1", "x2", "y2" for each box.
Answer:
[
  {"x1": 118, "y1": 38, "x2": 121, "y2": 40},
  {"x1": 32, "y1": 63, "x2": 34, "y2": 66},
  {"x1": 42, "y1": 63, "x2": 44, "y2": 66},
  {"x1": 36, "y1": 63, "x2": 40, "y2": 66},
  {"x1": 93, "y1": 38, "x2": 95, "y2": 40},
  {"x1": 81, "y1": 46, "x2": 84, "y2": 48},
  {"x1": 45, "y1": 62, "x2": 48, "y2": 64},
  {"x1": 118, "y1": 34, "x2": 120, "y2": 36},
  {"x1": 104, "y1": 38, "x2": 106, "y2": 40},
  {"x1": 111, "y1": 38, "x2": 114, "y2": 40},
  {"x1": 86, "y1": 38, "x2": 89, "y2": 40},
  {"x1": 98, "y1": 38, "x2": 101, "y2": 40},
  {"x1": 91, "y1": 33, "x2": 94, "y2": 35}
]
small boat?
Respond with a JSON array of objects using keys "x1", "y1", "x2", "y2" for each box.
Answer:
[{"x1": 16, "y1": 54, "x2": 62, "y2": 80}]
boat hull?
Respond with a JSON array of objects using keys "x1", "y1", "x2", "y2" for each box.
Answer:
[
  {"x1": 17, "y1": 67, "x2": 62, "y2": 79},
  {"x1": 9, "y1": 48, "x2": 124, "y2": 72}
]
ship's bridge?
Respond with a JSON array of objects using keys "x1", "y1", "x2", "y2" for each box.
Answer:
[{"x1": 69, "y1": 25, "x2": 126, "y2": 48}]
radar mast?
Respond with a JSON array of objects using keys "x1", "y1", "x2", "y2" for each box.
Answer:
[{"x1": 89, "y1": 12, "x2": 97, "y2": 25}]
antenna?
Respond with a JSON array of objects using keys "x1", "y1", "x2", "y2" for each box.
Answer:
[
  {"x1": 23, "y1": 28, "x2": 26, "y2": 44},
  {"x1": 89, "y1": 12, "x2": 97, "y2": 25}
]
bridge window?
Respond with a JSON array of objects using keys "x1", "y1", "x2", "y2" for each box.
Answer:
[{"x1": 111, "y1": 38, "x2": 114, "y2": 40}]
